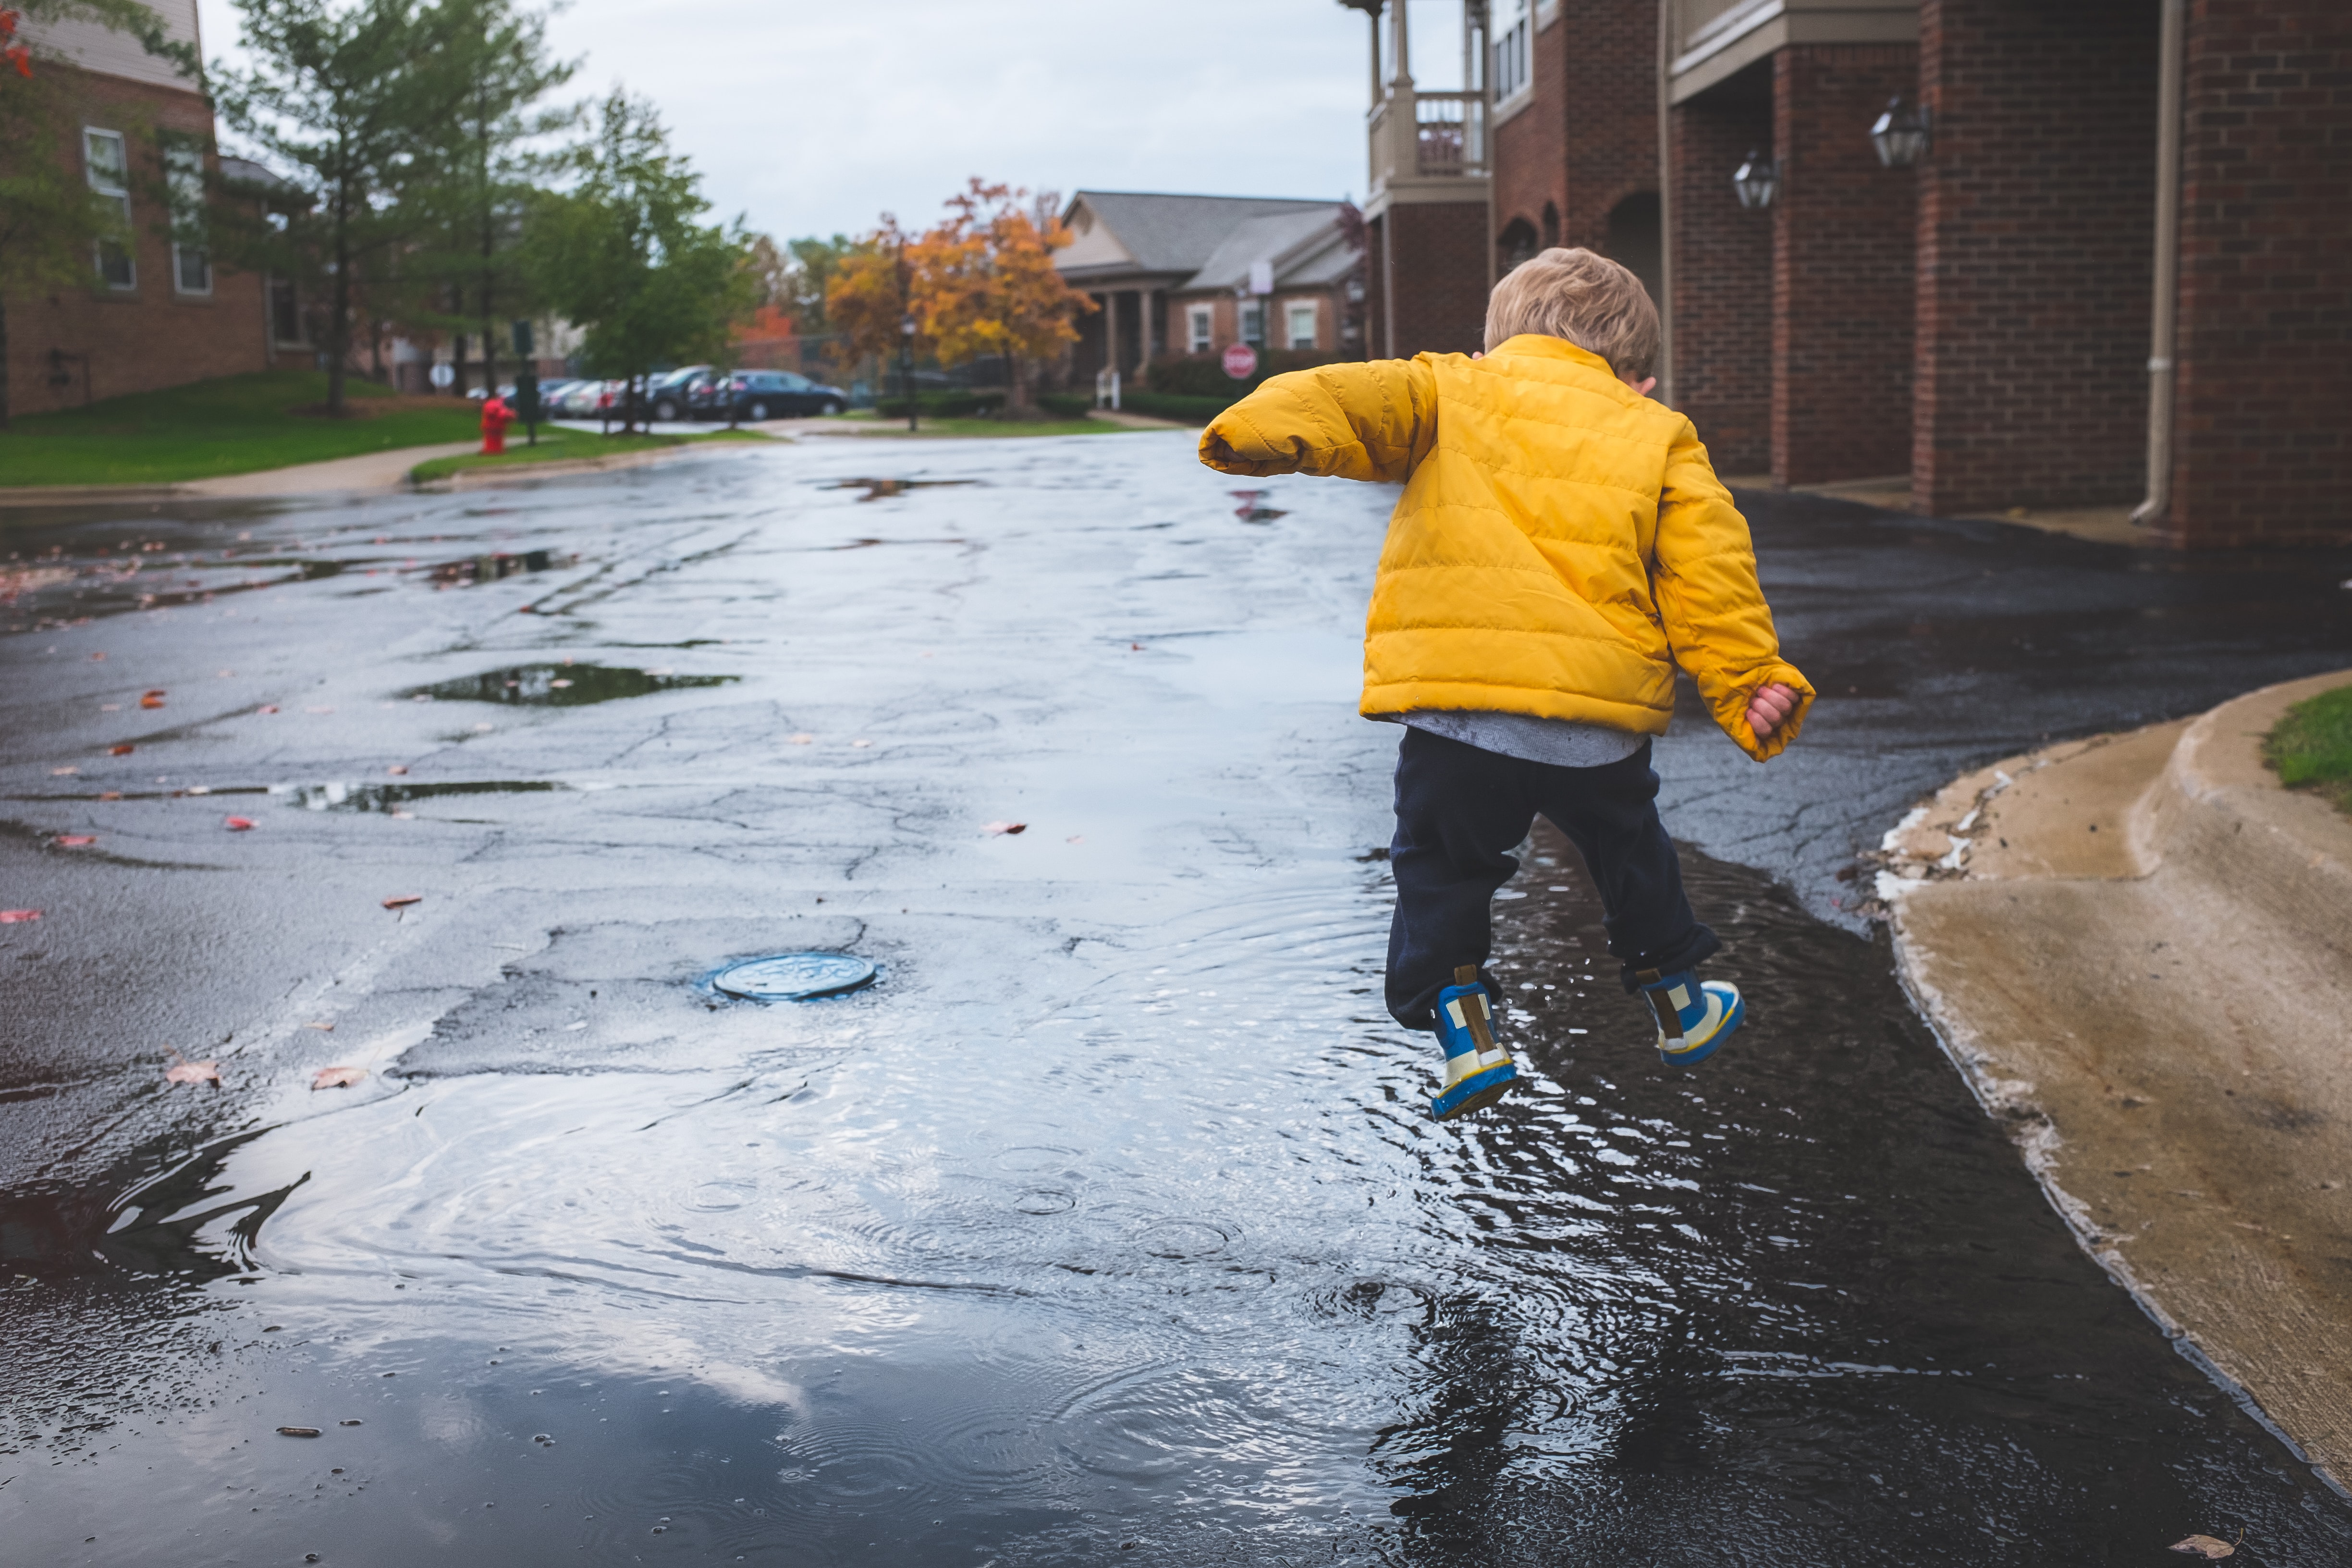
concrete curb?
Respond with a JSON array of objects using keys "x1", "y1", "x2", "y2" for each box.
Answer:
[
  {"x1": 1877, "y1": 669, "x2": 2352, "y2": 1491},
  {"x1": 416, "y1": 440, "x2": 764, "y2": 492}
]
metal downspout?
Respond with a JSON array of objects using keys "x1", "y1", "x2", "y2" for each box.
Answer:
[
  {"x1": 2132, "y1": 0, "x2": 2186, "y2": 529},
  {"x1": 1655, "y1": 0, "x2": 1676, "y2": 407}
]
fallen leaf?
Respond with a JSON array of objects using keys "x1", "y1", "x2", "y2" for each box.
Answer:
[
  {"x1": 140, "y1": 690, "x2": 166, "y2": 708},
  {"x1": 982, "y1": 821, "x2": 1028, "y2": 836},
  {"x1": 2169, "y1": 1536, "x2": 2236, "y2": 1560},
  {"x1": 165, "y1": 1059, "x2": 221, "y2": 1086},
  {"x1": 109, "y1": 744, "x2": 134, "y2": 755},
  {"x1": 49, "y1": 766, "x2": 77, "y2": 776},
  {"x1": 0, "y1": 910, "x2": 42, "y2": 924},
  {"x1": 54, "y1": 834, "x2": 96, "y2": 847},
  {"x1": 381, "y1": 894, "x2": 422, "y2": 909},
  {"x1": 305, "y1": 705, "x2": 333, "y2": 714},
  {"x1": 1066, "y1": 835, "x2": 1084, "y2": 843},
  {"x1": 223, "y1": 816, "x2": 256, "y2": 832},
  {"x1": 186, "y1": 784, "x2": 210, "y2": 796},
  {"x1": 275, "y1": 1426, "x2": 321, "y2": 1438},
  {"x1": 789, "y1": 733, "x2": 813, "y2": 744},
  {"x1": 311, "y1": 1066, "x2": 366, "y2": 1090},
  {"x1": 851, "y1": 738, "x2": 872, "y2": 748},
  {"x1": 99, "y1": 791, "x2": 121, "y2": 801},
  {"x1": 386, "y1": 764, "x2": 408, "y2": 776},
  {"x1": 304, "y1": 1021, "x2": 335, "y2": 1031},
  {"x1": 1130, "y1": 642, "x2": 1142, "y2": 651},
  {"x1": 548, "y1": 678, "x2": 573, "y2": 689},
  {"x1": 257, "y1": 704, "x2": 279, "y2": 714},
  {"x1": 471, "y1": 722, "x2": 494, "y2": 733}
]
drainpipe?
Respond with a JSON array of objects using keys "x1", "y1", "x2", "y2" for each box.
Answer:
[
  {"x1": 2131, "y1": 0, "x2": 2186, "y2": 529},
  {"x1": 1655, "y1": 0, "x2": 1676, "y2": 406}
]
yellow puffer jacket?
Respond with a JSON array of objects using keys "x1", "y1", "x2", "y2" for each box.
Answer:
[{"x1": 1199, "y1": 334, "x2": 1812, "y2": 761}]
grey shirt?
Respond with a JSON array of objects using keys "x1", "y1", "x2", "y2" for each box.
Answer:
[{"x1": 1378, "y1": 709, "x2": 1649, "y2": 769}]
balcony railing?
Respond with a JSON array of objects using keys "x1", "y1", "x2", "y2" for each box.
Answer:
[{"x1": 1413, "y1": 90, "x2": 1486, "y2": 178}]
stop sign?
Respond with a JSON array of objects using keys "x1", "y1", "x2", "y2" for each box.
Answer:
[{"x1": 1221, "y1": 343, "x2": 1259, "y2": 380}]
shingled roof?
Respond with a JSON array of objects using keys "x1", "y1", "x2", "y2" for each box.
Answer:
[{"x1": 1056, "y1": 191, "x2": 1340, "y2": 283}]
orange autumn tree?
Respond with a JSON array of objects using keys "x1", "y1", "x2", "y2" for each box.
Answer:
[
  {"x1": 914, "y1": 180, "x2": 1091, "y2": 414},
  {"x1": 823, "y1": 217, "x2": 925, "y2": 393}
]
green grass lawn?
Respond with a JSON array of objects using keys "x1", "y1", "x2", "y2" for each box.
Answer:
[
  {"x1": 831, "y1": 412, "x2": 1123, "y2": 439},
  {"x1": 2265, "y1": 683, "x2": 2352, "y2": 815},
  {"x1": 0, "y1": 370, "x2": 484, "y2": 486},
  {"x1": 407, "y1": 426, "x2": 769, "y2": 483}
]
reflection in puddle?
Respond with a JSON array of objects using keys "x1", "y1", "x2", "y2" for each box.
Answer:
[
  {"x1": 402, "y1": 664, "x2": 737, "y2": 705},
  {"x1": 1230, "y1": 489, "x2": 1287, "y2": 523},
  {"x1": 420, "y1": 549, "x2": 574, "y2": 587},
  {"x1": 826, "y1": 478, "x2": 978, "y2": 502},
  {"x1": 270, "y1": 779, "x2": 565, "y2": 812}
]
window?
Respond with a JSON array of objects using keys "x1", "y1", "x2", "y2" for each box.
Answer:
[
  {"x1": 1494, "y1": 0, "x2": 1531, "y2": 103},
  {"x1": 166, "y1": 142, "x2": 210, "y2": 294},
  {"x1": 1188, "y1": 305, "x2": 1212, "y2": 354},
  {"x1": 84, "y1": 128, "x2": 134, "y2": 289},
  {"x1": 1241, "y1": 301, "x2": 1264, "y2": 349},
  {"x1": 270, "y1": 278, "x2": 303, "y2": 344},
  {"x1": 1286, "y1": 302, "x2": 1318, "y2": 350}
]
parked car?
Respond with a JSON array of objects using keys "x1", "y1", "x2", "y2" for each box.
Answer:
[
  {"x1": 646, "y1": 367, "x2": 711, "y2": 423},
  {"x1": 691, "y1": 369, "x2": 850, "y2": 421}
]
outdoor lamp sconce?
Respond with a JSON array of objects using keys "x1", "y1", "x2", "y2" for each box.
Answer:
[
  {"x1": 1870, "y1": 95, "x2": 1932, "y2": 167},
  {"x1": 1732, "y1": 149, "x2": 1780, "y2": 211}
]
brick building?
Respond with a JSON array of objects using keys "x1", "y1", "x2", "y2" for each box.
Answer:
[
  {"x1": 1367, "y1": 0, "x2": 2351, "y2": 548},
  {"x1": 1055, "y1": 191, "x2": 1364, "y2": 389},
  {"x1": 6, "y1": 1, "x2": 306, "y2": 418}
]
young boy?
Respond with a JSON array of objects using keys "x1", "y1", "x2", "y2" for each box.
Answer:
[{"x1": 1199, "y1": 248, "x2": 1810, "y2": 1120}]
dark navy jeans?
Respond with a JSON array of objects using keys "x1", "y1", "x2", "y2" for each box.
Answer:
[{"x1": 1384, "y1": 726, "x2": 1720, "y2": 1032}]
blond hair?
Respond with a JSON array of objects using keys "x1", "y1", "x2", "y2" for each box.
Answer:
[{"x1": 1483, "y1": 247, "x2": 1660, "y2": 381}]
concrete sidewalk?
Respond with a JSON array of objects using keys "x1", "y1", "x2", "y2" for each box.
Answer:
[{"x1": 1878, "y1": 670, "x2": 2352, "y2": 1486}]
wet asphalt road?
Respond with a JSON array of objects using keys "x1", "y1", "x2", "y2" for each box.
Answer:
[{"x1": 3, "y1": 435, "x2": 2351, "y2": 1567}]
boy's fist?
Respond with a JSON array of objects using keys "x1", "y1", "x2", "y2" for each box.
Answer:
[{"x1": 1745, "y1": 681, "x2": 1800, "y2": 738}]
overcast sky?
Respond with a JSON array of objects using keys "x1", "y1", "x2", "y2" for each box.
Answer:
[{"x1": 193, "y1": 0, "x2": 1482, "y2": 241}]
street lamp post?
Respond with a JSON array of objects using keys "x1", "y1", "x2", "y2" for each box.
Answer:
[{"x1": 900, "y1": 316, "x2": 919, "y2": 434}]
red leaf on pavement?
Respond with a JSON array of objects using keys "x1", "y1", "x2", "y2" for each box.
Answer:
[
  {"x1": 257, "y1": 704, "x2": 279, "y2": 714},
  {"x1": 311, "y1": 1066, "x2": 366, "y2": 1090},
  {"x1": 140, "y1": 690, "x2": 166, "y2": 709},
  {"x1": 109, "y1": 744, "x2": 134, "y2": 755},
  {"x1": 224, "y1": 816, "x2": 256, "y2": 831},
  {"x1": 982, "y1": 821, "x2": 1027, "y2": 836},
  {"x1": 165, "y1": 1059, "x2": 221, "y2": 1086},
  {"x1": 0, "y1": 910, "x2": 42, "y2": 923},
  {"x1": 386, "y1": 764, "x2": 408, "y2": 776},
  {"x1": 381, "y1": 894, "x2": 422, "y2": 909},
  {"x1": 54, "y1": 834, "x2": 96, "y2": 847}
]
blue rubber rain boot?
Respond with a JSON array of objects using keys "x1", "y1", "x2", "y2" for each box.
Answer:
[
  {"x1": 1431, "y1": 965, "x2": 1518, "y2": 1120},
  {"x1": 1635, "y1": 967, "x2": 1744, "y2": 1067}
]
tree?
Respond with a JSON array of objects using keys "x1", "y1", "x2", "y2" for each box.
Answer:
[
  {"x1": 212, "y1": 0, "x2": 470, "y2": 415},
  {"x1": 410, "y1": 0, "x2": 575, "y2": 395},
  {"x1": 524, "y1": 90, "x2": 755, "y2": 433},
  {"x1": 822, "y1": 218, "x2": 915, "y2": 380},
  {"x1": 0, "y1": 0, "x2": 200, "y2": 427},
  {"x1": 915, "y1": 179, "x2": 1090, "y2": 413}
]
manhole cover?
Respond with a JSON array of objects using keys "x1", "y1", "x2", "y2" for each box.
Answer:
[{"x1": 710, "y1": 952, "x2": 875, "y2": 1002}]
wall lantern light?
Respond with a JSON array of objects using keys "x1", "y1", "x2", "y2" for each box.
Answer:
[
  {"x1": 1870, "y1": 95, "x2": 1932, "y2": 167},
  {"x1": 1731, "y1": 149, "x2": 1779, "y2": 210}
]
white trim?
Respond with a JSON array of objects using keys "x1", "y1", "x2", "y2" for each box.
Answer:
[
  {"x1": 165, "y1": 141, "x2": 211, "y2": 296},
  {"x1": 82, "y1": 125, "x2": 135, "y2": 291}
]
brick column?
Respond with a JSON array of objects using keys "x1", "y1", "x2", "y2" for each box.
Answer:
[
  {"x1": 1384, "y1": 201, "x2": 1494, "y2": 356},
  {"x1": 2166, "y1": 0, "x2": 2352, "y2": 548},
  {"x1": 1915, "y1": 0, "x2": 2159, "y2": 514},
  {"x1": 1671, "y1": 85, "x2": 1775, "y2": 477},
  {"x1": 1772, "y1": 45, "x2": 1919, "y2": 487}
]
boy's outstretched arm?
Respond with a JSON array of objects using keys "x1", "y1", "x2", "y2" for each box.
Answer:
[
  {"x1": 1651, "y1": 421, "x2": 1815, "y2": 762},
  {"x1": 1198, "y1": 358, "x2": 1438, "y2": 484}
]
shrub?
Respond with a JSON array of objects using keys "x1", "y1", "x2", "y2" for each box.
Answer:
[
  {"x1": 1122, "y1": 391, "x2": 1233, "y2": 426},
  {"x1": 1036, "y1": 392, "x2": 1093, "y2": 419},
  {"x1": 873, "y1": 389, "x2": 1006, "y2": 418},
  {"x1": 1143, "y1": 348, "x2": 1346, "y2": 400}
]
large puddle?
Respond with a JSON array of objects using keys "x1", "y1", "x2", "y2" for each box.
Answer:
[
  {"x1": 4, "y1": 832, "x2": 2342, "y2": 1565},
  {"x1": 404, "y1": 663, "x2": 738, "y2": 706}
]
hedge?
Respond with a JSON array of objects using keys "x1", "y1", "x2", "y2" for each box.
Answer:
[
  {"x1": 1119, "y1": 391, "x2": 1235, "y2": 425},
  {"x1": 1142, "y1": 348, "x2": 1345, "y2": 400},
  {"x1": 1036, "y1": 392, "x2": 1093, "y2": 419},
  {"x1": 873, "y1": 389, "x2": 1006, "y2": 418}
]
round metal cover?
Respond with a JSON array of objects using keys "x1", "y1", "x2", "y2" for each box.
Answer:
[{"x1": 710, "y1": 952, "x2": 875, "y2": 1002}]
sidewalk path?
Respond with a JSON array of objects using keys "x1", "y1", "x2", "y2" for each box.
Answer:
[{"x1": 1880, "y1": 669, "x2": 2352, "y2": 1485}]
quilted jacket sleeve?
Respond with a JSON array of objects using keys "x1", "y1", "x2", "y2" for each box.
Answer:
[
  {"x1": 1197, "y1": 358, "x2": 1438, "y2": 484},
  {"x1": 1652, "y1": 419, "x2": 1814, "y2": 762}
]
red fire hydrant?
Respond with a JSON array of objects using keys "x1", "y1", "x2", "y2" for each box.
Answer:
[{"x1": 479, "y1": 394, "x2": 516, "y2": 455}]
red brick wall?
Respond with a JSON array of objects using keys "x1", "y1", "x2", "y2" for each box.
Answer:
[
  {"x1": 1560, "y1": 1, "x2": 1663, "y2": 258},
  {"x1": 1773, "y1": 45, "x2": 1919, "y2": 486},
  {"x1": 1914, "y1": 0, "x2": 2159, "y2": 514},
  {"x1": 1671, "y1": 79, "x2": 1775, "y2": 475},
  {"x1": 3, "y1": 66, "x2": 270, "y2": 418},
  {"x1": 1492, "y1": 14, "x2": 1566, "y2": 270},
  {"x1": 2165, "y1": 0, "x2": 2352, "y2": 547},
  {"x1": 1372, "y1": 201, "x2": 1491, "y2": 357}
]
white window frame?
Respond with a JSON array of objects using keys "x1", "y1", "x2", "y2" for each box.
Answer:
[
  {"x1": 84, "y1": 127, "x2": 135, "y2": 291},
  {"x1": 1187, "y1": 304, "x2": 1213, "y2": 354},
  {"x1": 1240, "y1": 299, "x2": 1265, "y2": 348},
  {"x1": 1285, "y1": 300, "x2": 1318, "y2": 350},
  {"x1": 1494, "y1": 0, "x2": 1532, "y2": 108},
  {"x1": 165, "y1": 141, "x2": 211, "y2": 296}
]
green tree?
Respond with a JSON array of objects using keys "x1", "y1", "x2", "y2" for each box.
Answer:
[
  {"x1": 411, "y1": 0, "x2": 576, "y2": 394},
  {"x1": 211, "y1": 0, "x2": 470, "y2": 415},
  {"x1": 524, "y1": 91, "x2": 755, "y2": 433},
  {"x1": 0, "y1": 0, "x2": 199, "y2": 427}
]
